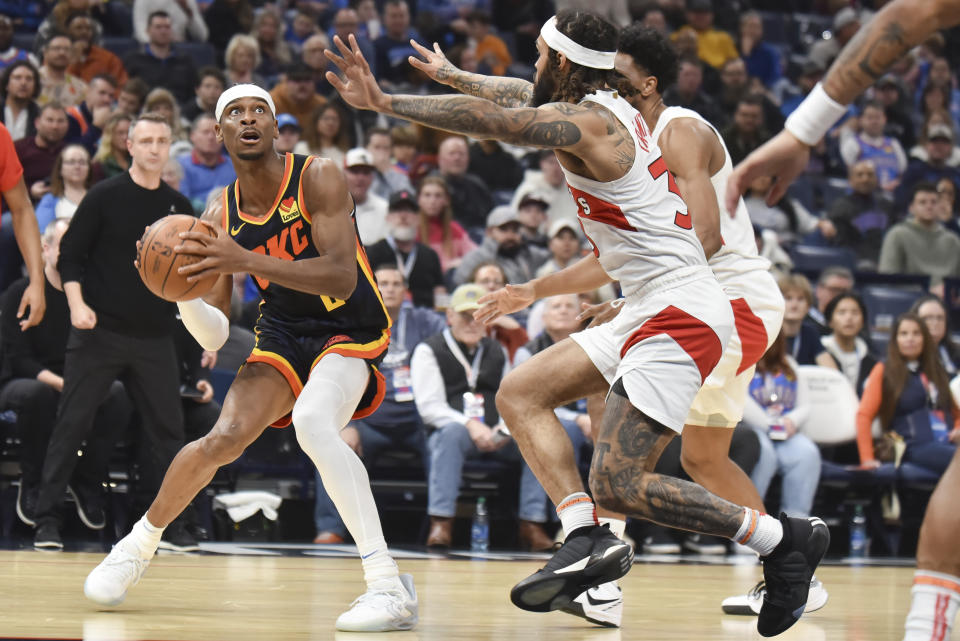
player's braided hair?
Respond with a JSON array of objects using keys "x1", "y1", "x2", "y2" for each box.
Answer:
[{"x1": 549, "y1": 10, "x2": 619, "y2": 104}]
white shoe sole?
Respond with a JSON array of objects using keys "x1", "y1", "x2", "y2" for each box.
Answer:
[{"x1": 721, "y1": 582, "x2": 829, "y2": 615}]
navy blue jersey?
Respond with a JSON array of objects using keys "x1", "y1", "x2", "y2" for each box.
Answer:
[{"x1": 221, "y1": 153, "x2": 391, "y2": 336}]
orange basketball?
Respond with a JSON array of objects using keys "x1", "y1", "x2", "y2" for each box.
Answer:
[{"x1": 137, "y1": 214, "x2": 219, "y2": 302}]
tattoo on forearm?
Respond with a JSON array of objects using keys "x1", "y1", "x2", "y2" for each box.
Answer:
[
  {"x1": 827, "y1": 18, "x2": 916, "y2": 103},
  {"x1": 390, "y1": 95, "x2": 581, "y2": 148},
  {"x1": 442, "y1": 67, "x2": 533, "y2": 108},
  {"x1": 589, "y1": 392, "x2": 744, "y2": 536}
]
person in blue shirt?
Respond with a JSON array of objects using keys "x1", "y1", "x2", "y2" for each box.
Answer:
[
  {"x1": 177, "y1": 113, "x2": 236, "y2": 213},
  {"x1": 313, "y1": 264, "x2": 445, "y2": 544},
  {"x1": 373, "y1": 0, "x2": 426, "y2": 87},
  {"x1": 737, "y1": 12, "x2": 781, "y2": 89}
]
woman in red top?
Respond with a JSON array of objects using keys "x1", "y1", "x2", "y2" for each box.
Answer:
[
  {"x1": 415, "y1": 175, "x2": 476, "y2": 273},
  {"x1": 857, "y1": 313, "x2": 960, "y2": 475}
]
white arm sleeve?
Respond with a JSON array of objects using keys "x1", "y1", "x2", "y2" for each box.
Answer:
[{"x1": 177, "y1": 298, "x2": 229, "y2": 351}]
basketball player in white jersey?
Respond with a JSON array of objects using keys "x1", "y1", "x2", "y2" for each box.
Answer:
[
  {"x1": 326, "y1": 11, "x2": 827, "y2": 637},
  {"x1": 727, "y1": 2, "x2": 960, "y2": 640}
]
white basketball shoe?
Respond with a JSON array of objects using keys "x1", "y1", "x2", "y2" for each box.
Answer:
[
  {"x1": 561, "y1": 581, "x2": 623, "y2": 628},
  {"x1": 335, "y1": 573, "x2": 418, "y2": 632},
  {"x1": 721, "y1": 577, "x2": 829, "y2": 615},
  {"x1": 84, "y1": 542, "x2": 151, "y2": 606}
]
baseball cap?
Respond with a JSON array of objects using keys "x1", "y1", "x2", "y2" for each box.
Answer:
[
  {"x1": 344, "y1": 147, "x2": 375, "y2": 169},
  {"x1": 928, "y1": 124, "x2": 954, "y2": 142},
  {"x1": 486, "y1": 205, "x2": 520, "y2": 228},
  {"x1": 277, "y1": 113, "x2": 299, "y2": 131},
  {"x1": 518, "y1": 190, "x2": 551, "y2": 209},
  {"x1": 388, "y1": 189, "x2": 418, "y2": 211},
  {"x1": 548, "y1": 219, "x2": 579, "y2": 239},
  {"x1": 832, "y1": 7, "x2": 859, "y2": 32},
  {"x1": 450, "y1": 283, "x2": 487, "y2": 312}
]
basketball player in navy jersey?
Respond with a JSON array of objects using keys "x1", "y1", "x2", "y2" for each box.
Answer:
[{"x1": 84, "y1": 85, "x2": 418, "y2": 633}]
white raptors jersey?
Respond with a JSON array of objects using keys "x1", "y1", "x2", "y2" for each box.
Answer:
[
  {"x1": 649, "y1": 106, "x2": 770, "y2": 280},
  {"x1": 561, "y1": 90, "x2": 708, "y2": 295}
]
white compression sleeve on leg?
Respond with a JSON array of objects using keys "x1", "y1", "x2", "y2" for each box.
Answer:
[
  {"x1": 292, "y1": 353, "x2": 398, "y2": 584},
  {"x1": 177, "y1": 298, "x2": 229, "y2": 351}
]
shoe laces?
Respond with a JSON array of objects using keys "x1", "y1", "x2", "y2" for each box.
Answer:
[
  {"x1": 348, "y1": 583, "x2": 409, "y2": 617},
  {"x1": 748, "y1": 580, "x2": 766, "y2": 599},
  {"x1": 101, "y1": 547, "x2": 148, "y2": 585}
]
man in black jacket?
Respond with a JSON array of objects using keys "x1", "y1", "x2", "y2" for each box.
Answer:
[
  {"x1": 122, "y1": 11, "x2": 197, "y2": 104},
  {"x1": 0, "y1": 219, "x2": 130, "y2": 531},
  {"x1": 31, "y1": 113, "x2": 193, "y2": 550}
]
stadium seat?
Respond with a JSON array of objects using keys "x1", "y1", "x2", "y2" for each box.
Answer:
[
  {"x1": 790, "y1": 244, "x2": 857, "y2": 273},
  {"x1": 102, "y1": 36, "x2": 138, "y2": 58},
  {"x1": 178, "y1": 42, "x2": 216, "y2": 68},
  {"x1": 860, "y1": 285, "x2": 923, "y2": 333}
]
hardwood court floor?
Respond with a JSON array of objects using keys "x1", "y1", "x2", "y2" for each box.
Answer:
[{"x1": 0, "y1": 548, "x2": 952, "y2": 640}]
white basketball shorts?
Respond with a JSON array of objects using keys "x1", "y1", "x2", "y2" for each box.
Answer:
[{"x1": 570, "y1": 270, "x2": 734, "y2": 433}]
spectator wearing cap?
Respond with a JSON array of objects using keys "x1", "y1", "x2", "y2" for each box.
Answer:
[
  {"x1": 177, "y1": 113, "x2": 236, "y2": 213},
  {"x1": 181, "y1": 67, "x2": 225, "y2": 123},
  {"x1": 516, "y1": 191, "x2": 550, "y2": 247},
  {"x1": 738, "y1": 11, "x2": 781, "y2": 89},
  {"x1": 670, "y1": 0, "x2": 738, "y2": 70},
  {"x1": 343, "y1": 147, "x2": 388, "y2": 246},
  {"x1": 533, "y1": 219, "x2": 617, "y2": 309},
  {"x1": 825, "y1": 160, "x2": 895, "y2": 270},
  {"x1": 778, "y1": 58, "x2": 825, "y2": 120},
  {"x1": 411, "y1": 282, "x2": 554, "y2": 551},
  {"x1": 895, "y1": 124, "x2": 960, "y2": 211},
  {"x1": 454, "y1": 205, "x2": 550, "y2": 286},
  {"x1": 313, "y1": 263, "x2": 444, "y2": 544},
  {"x1": 511, "y1": 150, "x2": 578, "y2": 225},
  {"x1": 268, "y1": 63, "x2": 326, "y2": 134},
  {"x1": 373, "y1": 0, "x2": 427, "y2": 89},
  {"x1": 275, "y1": 113, "x2": 304, "y2": 154},
  {"x1": 65, "y1": 13, "x2": 128, "y2": 86},
  {"x1": 880, "y1": 181, "x2": 960, "y2": 290},
  {"x1": 366, "y1": 126, "x2": 413, "y2": 200},
  {"x1": 468, "y1": 139, "x2": 524, "y2": 195},
  {"x1": 839, "y1": 101, "x2": 907, "y2": 193},
  {"x1": 123, "y1": 11, "x2": 198, "y2": 104},
  {"x1": 367, "y1": 189, "x2": 447, "y2": 309},
  {"x1": 436, "y1": 135, "x2": 494, "y2": 235},
  {"x1": 875, "y1": 74, "x2": 917, "y2": 151},
  {"x1": 809, "y1": 7, "x2": 861, "y2": 71}
]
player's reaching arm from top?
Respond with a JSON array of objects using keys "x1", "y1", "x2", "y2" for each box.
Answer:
[
  {"x1": 408, "y1": 41, "x2": 533, "y2": 108},
  {"x1": 726, "y1": 0, "x2": 960, "y2": 211}
]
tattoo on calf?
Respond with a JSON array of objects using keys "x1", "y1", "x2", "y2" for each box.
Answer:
[{"x1": 590, "y1": 392, "x2": 743, "y2": 537}]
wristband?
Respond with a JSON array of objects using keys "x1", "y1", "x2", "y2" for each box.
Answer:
[{"x1": 784, "y1": 83, "x2": 848, "y2": 146}]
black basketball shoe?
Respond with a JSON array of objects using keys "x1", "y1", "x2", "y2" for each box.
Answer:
[
  {"x1": 757, "y1": 514, "x2": 830, "y2": 637},
  {"x1": 510, "y1": 524, "x2": 633, "y2": 612}
]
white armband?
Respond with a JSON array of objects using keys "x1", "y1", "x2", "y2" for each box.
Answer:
[
  {"x1": 784, "y1": 83, "x2": 848, "y2": 146},
  {"x1": 177, "y1": 298, "x2": 229, "y2": 351}
]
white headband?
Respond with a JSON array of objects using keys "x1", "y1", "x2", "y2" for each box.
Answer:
[
  {"x1": 215, "y1": 84, "x2": 276, "y2": 122},
  {"x1": 540, "y1": 16, "x2": 616, "y2": 70}
]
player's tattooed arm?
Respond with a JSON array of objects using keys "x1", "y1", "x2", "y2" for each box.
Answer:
[
  {"x1": 409, "y1": 40, "x2": 533, "y2": 107},
  {"x1": 823, "y1": 0, "x2": 960, "y2": 106},
  {"x1": 389, "y1": 95, "x2": 584, "y2": 149},
  {"x1": 589, "y1": 390, "x2": 745, "y2": 537}
]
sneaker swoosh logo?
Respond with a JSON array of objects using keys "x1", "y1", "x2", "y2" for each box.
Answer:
[
  {"x1": 585, "y1": 593, "x2": 620, "y2": 607},
  {"x1": 361, "y1": 551, "x2": 378, "y2": 559},
  {"x1": 554, "y1": 557, "x2": 591, "y2": 574}
]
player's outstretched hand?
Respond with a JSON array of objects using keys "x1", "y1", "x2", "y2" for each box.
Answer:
[
  {"x1": 175, "y1": 223, "x2": 246, "y2": 281},
  {"x1": 577, "y1": 299, "x2": 623, "y2": 328},
  {"x1": 474, "y1": 283, "x2": 535, "y2": 325},
  {"x1": 325, "y1": 34, "x2": 387, "y2": 113},
  {"x1": 408, "y1": 41, "x2": 459, "y2": 84},
  {"x1": 725, "y1": 129, "x2": 811, "y2": 213}
]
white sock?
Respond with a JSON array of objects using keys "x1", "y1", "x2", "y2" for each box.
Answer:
[
  {"x1": 557, "y1": 492, "x2": 598, "y2": 536},
  {"x1": 733, "y1": 508, "x2": 783, "y2": 557},
  {"x1": 120, "y1": 515, "x2": 164, "y2": 560},
  {"x1": 599, "y1": 517, "x2": 626, "y2": 539},
  {"x1": 904, "y1": 570, "x2": 960, "y2": 641},
  {"x1": 293, "y1": 354, "x2": 399, "y2": 586}
]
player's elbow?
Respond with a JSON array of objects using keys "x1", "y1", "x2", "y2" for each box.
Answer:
[
  {"x1": 330, "y1": 268, "x2": 357, "y2": 300},
  {"x1": 699, "y1": 226, "x2": 722, "y2": 259}
]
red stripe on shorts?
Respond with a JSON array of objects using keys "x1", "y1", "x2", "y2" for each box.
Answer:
[
  {"x1": 730, "y1": 298, "x2": 769, "y2": 375},
  {"x1": 620, "y1": 305, "x2": 723, "y2": 383}
]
